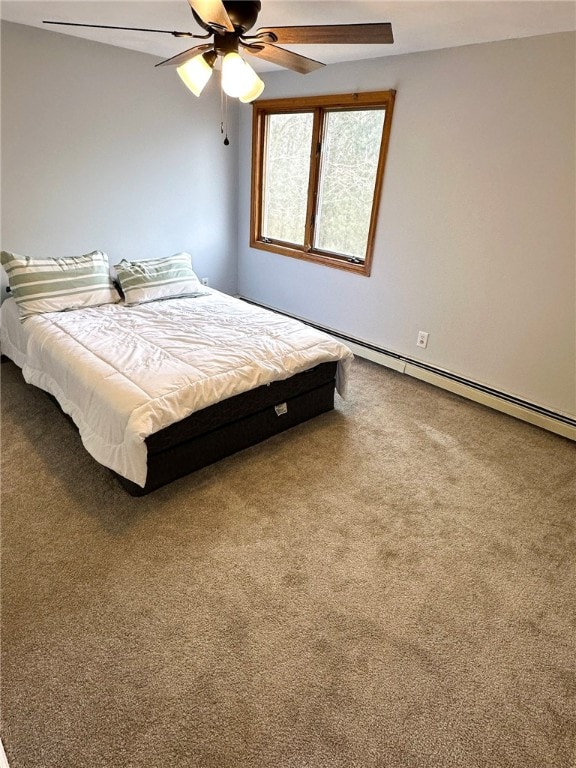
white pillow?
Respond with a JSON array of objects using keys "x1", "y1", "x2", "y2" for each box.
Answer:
[
  {"x1": 113, "y1": 252, "x2": 206, "y2": 306},
  {"x1": 0, "y1": 250, "x2": 121, "y2": 320}
]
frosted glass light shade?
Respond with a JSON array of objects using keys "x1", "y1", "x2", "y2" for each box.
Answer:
[
  {"x1": 222, "y1": 53, "x2": 264, "y2": 102},
  {"x1": 239, "y1": 72, "x2": 265, "y2": 103},
  {"x1": 221, "y1": 53, "x2": 247, "y2": 98},
  {"x1": 177, "y1": 53, "x2": 214, "y2": 97}
]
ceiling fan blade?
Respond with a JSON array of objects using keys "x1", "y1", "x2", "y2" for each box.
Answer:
[
  {"x1": 155, "y1": 43, "x2": 213, "y2": 68},
  {"x1": 42, "y1": 20, "x2": 200, "y2": 38},
  {"x1": 242, "y1": 43, "x2": 324, "y2": 75},
  {"x1": 187, "y1": 0, "x2": 234, "y2": 32},
  {"x1": 255, "y1": 23, "x2": 394, "y2": 45}
]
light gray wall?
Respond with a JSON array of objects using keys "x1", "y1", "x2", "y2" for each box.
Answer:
[
  {"x1": 1, "y1": 21, "x2": 239, "y2": 295},
  {"x1": 237, "y1": 33, "x2": 576, "y2": 418}
]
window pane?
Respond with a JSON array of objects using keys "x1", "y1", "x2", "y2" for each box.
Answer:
[
  {"x1": 262, "y1": 112, "x2": 314, "y2": 246},
  {"x1": 314, "y1": 109, "x2": 385, "y2": 260}
]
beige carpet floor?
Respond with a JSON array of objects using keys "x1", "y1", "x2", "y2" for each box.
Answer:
[{"x1": 1, "y1": 357, "x2": 575, "y2": 768}]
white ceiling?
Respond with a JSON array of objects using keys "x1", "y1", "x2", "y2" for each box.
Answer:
[{"x1": 2, "y1": 1, "x2": 575, "y2": 72}]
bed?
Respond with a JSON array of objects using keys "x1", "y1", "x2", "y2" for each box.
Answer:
[{"x1": 1, "y1": 284, "x2": 352, "y2": 495}]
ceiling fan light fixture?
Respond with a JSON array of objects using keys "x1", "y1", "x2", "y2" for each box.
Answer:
[
  {"x1": 177, "y1": 50, "x2": 217, "y2": 96},
  {"x1": 44, "y1": 4, "x2": 396, "y2": 111},
  {"x1": 221, "y1": 52, "x2": 263, "y2": 101}
]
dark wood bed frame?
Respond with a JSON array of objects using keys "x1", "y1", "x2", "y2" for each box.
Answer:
[{"x1": 45, "y1": 361, "x2": 338, "y2": 496}]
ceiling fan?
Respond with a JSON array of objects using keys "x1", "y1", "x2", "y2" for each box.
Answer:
[{"x1": 43, "y1": 0, "x2": 394, "y2": 103}]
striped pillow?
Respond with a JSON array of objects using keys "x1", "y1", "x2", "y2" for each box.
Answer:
[
  {"x1": 1, "y1": 250, "x2": 121, "y2": 320},
  {"x1": 114, "y1": 252, "x2": 205, "y2": 306}
]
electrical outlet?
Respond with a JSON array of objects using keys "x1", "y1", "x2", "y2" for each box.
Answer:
[
  {"x1": 201, "y1": 277, "x2": 209, "y2": 286},
  {"x1": 417, "y1": 331, "x2": 429, "y2": 348}
]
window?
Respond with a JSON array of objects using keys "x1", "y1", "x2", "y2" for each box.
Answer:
[{"x1": 250, "y1": 91, "x2": 396, "y2": 276}]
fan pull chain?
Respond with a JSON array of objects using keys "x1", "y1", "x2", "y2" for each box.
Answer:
[{"x1": 220, "y1": 87, "x2": 230, "y2": 146}]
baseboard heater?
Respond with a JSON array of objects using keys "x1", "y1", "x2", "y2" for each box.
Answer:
[{"x1": 240, "y1": 297, "x2": 576, "y2": 442}]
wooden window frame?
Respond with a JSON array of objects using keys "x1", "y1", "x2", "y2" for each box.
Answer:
[{"x1": 250, "y1": 91, "x2": 396, "y2": 277}]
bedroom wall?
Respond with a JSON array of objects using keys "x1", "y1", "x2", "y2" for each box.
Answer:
[
  {"x1": 236, "y1": 32, "x2": 576, "y2": 419},
  {"x1": 1, "y1": 21, "x2": 239, "y2": 296}
]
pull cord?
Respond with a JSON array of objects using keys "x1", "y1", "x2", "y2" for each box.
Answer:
[{"x1": 220, "y1": 87, "x2": 230, "y2": 146}]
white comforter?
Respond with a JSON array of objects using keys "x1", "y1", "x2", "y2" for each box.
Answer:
[{"x1": 3, "y1": 291, "x2": 352, "y2": 486}]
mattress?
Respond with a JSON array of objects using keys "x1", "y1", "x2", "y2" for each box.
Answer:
[
  {"x1": 1, "y1": 292, "x2": 352, "y2": 487},
  {"x1": 1, "y1": 295, "x2": 28, "y2": 367}
]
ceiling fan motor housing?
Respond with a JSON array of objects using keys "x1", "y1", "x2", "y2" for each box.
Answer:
[{"x1": 193, "y1": 1, "x2": 262, "y2": 34}]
